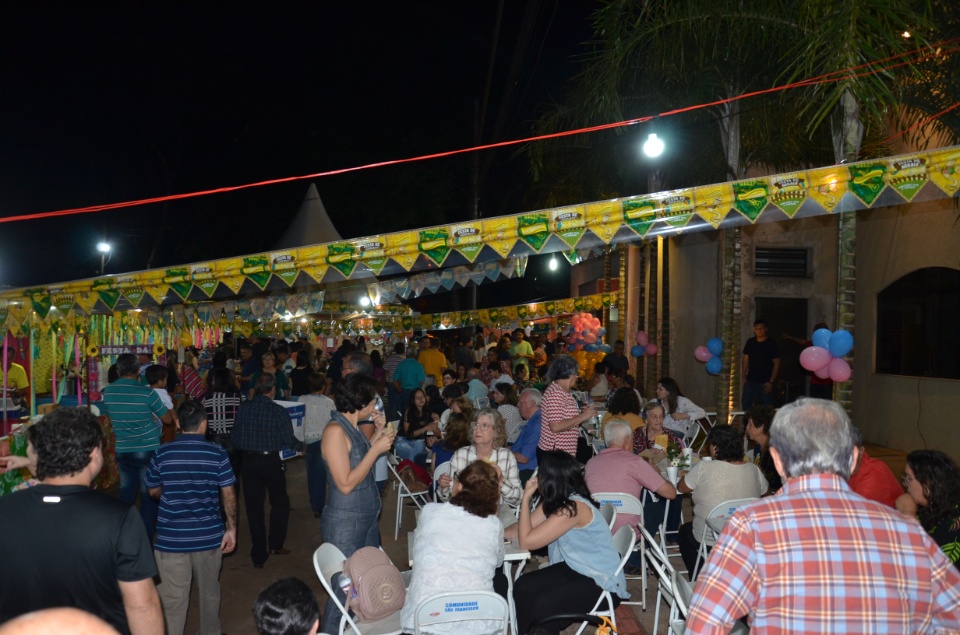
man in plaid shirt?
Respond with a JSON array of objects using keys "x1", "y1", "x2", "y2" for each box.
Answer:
[{"x1": 686, "y1": 398, "x2": 960, "y2": 634}]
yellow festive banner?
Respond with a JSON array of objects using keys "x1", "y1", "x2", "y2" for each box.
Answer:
[
  {"x1": 482, "y1": 216, "x2": 518, "y2": 258},
  {"x1": 807, "y1": 166, "x2": 849, "y2": 213},
  {"x1": 927, "y1": 147, "x2": 960, "y2": 196}
]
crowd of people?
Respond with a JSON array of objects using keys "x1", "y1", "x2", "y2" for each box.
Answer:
[{"x1": 1, "y1": 325, "x2": 959, "y2": 635}]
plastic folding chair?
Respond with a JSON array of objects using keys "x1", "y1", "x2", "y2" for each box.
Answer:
[
  {"x1": 387, "y1": 454, "x2": 430, "y2": 540},
  {"x1": 640, "y1": 524, "x2": 676, "y2": 635},
  {"x1": 690, "y1": 497, "x2": 758, "y2": 579},
  {"x1": 598, "y1": 502, "x2": 617, "y2": 530},
  {"x1": 592, "y1": 492, "x2": 647, "y2": 611},
  {"x1": 432, "y1": 460, "x2": 452, "y2": 502},
  {"x1": 312, "y1": 544, "x2": 403, "y2": 635},
  {"x1": 573, "y1": 525, "x2": 635, "y2": 635},
  {"x1": 413, "y1": 591, "x2": 509, "y2": 635}
]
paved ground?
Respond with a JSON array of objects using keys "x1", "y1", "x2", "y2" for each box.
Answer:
[{"x1": 180, "y1": 442, "x2": 905, "y2": 634}]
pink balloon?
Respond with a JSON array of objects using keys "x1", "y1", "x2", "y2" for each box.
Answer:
[
  {"x1": 828, "y1": 358, "x2": 851, "y2": 382},
  {"x1": 636, "y1": 331, "x2": 649, "y2": 346},
  {"x1": 694, "y1": 346, "x2": 712, "y2": 363},
  {"x1": 645, "y1": 343, "x2": 658, "y2": 356},
  {"x1": 583, "y1": 332, "x2": 597, "y2": 344},
  {"x1": 814, "y1": 365, "x2": 831, "y2": 379},
  {"x1": 799, "y1": 346, "x2": 831, "y2": 372}
]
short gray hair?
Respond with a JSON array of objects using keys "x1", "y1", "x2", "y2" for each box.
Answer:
[
  {"x1": 603, "y1": 419, "x2": 632, "y2": 447},
  {"x1": 255, "y1": 373, "x2": 277, "y2": 396},
  {"x1": 770, "y1": 398, "x2": 854, "y2": 480},
  {"x1": 545, "y1": 354, "x2": 579, "y2": 382},
  {"x1": 520, "y1": 387, "x2": 542, "y2": 406},
  {"x1": 405, "y1": 346, "x2": 419, "y2": 358}
]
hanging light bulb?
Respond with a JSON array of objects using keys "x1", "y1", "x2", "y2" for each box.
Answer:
[
  {"x1": 549, "y1": 256, "x2": 558, "y2": 271},
  {"x1": 642, "y1": 133, "x2": 665, "y2": 158},
  {"x1": 359, "y1": 295, "x2": 371, "y2": 307}
]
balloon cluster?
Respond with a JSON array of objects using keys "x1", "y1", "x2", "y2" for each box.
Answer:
[
  {"x1": 565, "y1": 311, "x2": 611, "y2": 354},
  {"x1": 694, "y1": 337, "x2": 724, "y2": 375},
  {"x1": 799, "y1": 328, "x2": 853, "y2": 382},
  {"x1": 630, "y1": 331, "x2": 658, "y2": 358}
]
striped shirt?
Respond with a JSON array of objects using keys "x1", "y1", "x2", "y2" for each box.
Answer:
[
  {"x1": 538, "y1": 382, "x2": 580, "y2": 455},
  {"x1": 102, "y1": 378, "x2": 167, "y2": 453},
  {"x1": 179, "y1": 366, "x2": 207, "y2": 400},
  {"x1": 383, "y1": 353, "x2": 404, "y2": 382},
  {"x1": 144, "y1": 436, "x2": 236, "y2": 552},
  {"x1": 686, "y1": 473, "x2": 960, "y2": 634}
]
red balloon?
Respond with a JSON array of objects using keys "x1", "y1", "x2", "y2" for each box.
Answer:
[
  {"x1": 799, "y1": 346, "x2": 831, "y2": 372},
  {"x1": 645, "y1": 343, "x2": 658, "y2": 356}
]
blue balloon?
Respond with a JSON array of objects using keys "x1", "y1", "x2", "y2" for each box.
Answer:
[
  {"x1": 812, "y1": 328, "x2": 832, "y2": 349},
  {"x1": 828, "y1": 329, "x2": 854, "y2": 357},
  {"x1": 584, "y1": 344, "x2": 599, "y2": 353},
  {"x1": 707, "y1": 337, "x2": 723, "y2": 356},
  {"x1": 631, "y1": 345, "x2": 645, "y2": 358},
  {"x1": 597, "y1": 327, "x2": 607, "y2": 337},
  {"x1": 706, "y1": 356, "x2": 723, "y2": 375},
  {"x1": 598, "y1": 344, "x2": 613, "y2": 353}
]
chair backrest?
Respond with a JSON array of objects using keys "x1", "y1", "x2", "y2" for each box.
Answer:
[
  {"x1": 705, "y1": 497, "x2": 758, "y2": 525},
  {"x1": 671, "y1": 569, "x2": 693, "y2": 619},
  {"x1": 593, "y1": 492, "x2": 645, "y2": 518},
  {"x1": 639, "y1": 524, "x2": 675, "y2": 591},
  {"x1": 313, "y1": 544, "x2": 364, "y2": 635},
  {"x1": 598, "y1": 502, "x2": 617, "y2": 531},
  {"x1": 611, "y1": 525, "x2": 637, "y2": 575},
  {"x1": 413, "y1": 591, "x2": 508, "y2": 635},
  {"x1": 433, "y1": 461, "x2": 452, "y2": 501}
]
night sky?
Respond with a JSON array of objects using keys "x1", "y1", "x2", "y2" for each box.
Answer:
[{"x1": 0, "y1": 3, "x2": 596, "y2": 307}]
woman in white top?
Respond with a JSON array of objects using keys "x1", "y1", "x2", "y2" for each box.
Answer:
[
  {"x1": 656, "y1": 377, "x2": 706, "y2": 436},
  {"x1": 491, "y1": 382, "x2": 523, "y2": 443},
  {"x1": 401, "y1": 460, "x2": 505, "y2": 635},
  {"x1": 438, "y1": 408, "x2": 522, "y2": 525},
  {"x1": 298, "y1": 372, "x2": 336, "y2": 517},
  {"x1": 677, "y1": 424, "x2": 768, "y2": 576}
]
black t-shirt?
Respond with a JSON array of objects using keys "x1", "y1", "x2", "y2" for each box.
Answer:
[
  {"x1": 0, "y1": 484, "x2": 157, "y2": 634},
  {"x1": 603, "y1": 352, "x2": 629, "y2": 372},
  {"x1": 289, "y1": 366, "x2": 311, "y2": 397},
  {"x1": 742, "y1": 337, "x2": 781, "y2": 383}
]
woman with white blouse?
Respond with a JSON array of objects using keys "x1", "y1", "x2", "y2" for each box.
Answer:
[
  {"x1": 656, "y1": 377, "x2": 705, "y2": 436},
  {"x1": 438, "y1": 408, "x2": 521, "y2": 526}
]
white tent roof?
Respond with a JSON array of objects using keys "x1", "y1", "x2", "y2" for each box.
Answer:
[{"x1": 274, "y1": 183, "x2": 342, "y2": 249}]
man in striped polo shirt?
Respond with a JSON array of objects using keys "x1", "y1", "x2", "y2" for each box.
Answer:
[
  {"x1": 102, "y1": 353, "x2": 174, "y2": 541},
  {"x1": 145, "y1": 400, "x2": 237, "y2": 634}
]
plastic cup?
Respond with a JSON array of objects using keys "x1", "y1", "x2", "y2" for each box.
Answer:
[
  {"x1": 666, "y1": 466, "x2": 679, "y2": 483},
  {"x1": 682, "y1": 448, "x2": 693, "y2": 461}
]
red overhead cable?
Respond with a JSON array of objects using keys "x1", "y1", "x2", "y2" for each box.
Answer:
[{"x1": 1, "y1": 39, "x2": 956, "y2": 226}]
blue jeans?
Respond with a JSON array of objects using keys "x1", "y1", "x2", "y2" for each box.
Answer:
[
  {"x1": 742, "y1": 381, "x2": 773, "y2": 410},
  {"x1": 305, "y1": 440, "x2": 327, "y2": 514},
  {"x1": 116, "y1": 450, "x2": 159, "y2": 541},
  {"x1": 394, "y1": 437, "x2": 425, "y2": 464},
  {"x1": 320, "y1": 507, "x2": 381, "y2": 634}
]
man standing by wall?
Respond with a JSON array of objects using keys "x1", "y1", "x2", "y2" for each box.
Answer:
[
  {"x1": 687, "y1": 398, "x2": 960, "y2": 633},
  {"x1": 102, "y1": 352, "x2": 174, "y2": 540},
  {"x1": 145, "y1": 400, "x2": 237, "y2": 635},
  {"x1": 0, "y1": 408, "x2": 162, "y2": 634},
  {"x1": 231, "y1": 374, "x2": 302, "y2": 568},
  {"x1": 508, "y1": 328, "x2": 535, "y2": 374},
  {"x1": 741, "y1": 319, "x2": 781, "y2": 410}
]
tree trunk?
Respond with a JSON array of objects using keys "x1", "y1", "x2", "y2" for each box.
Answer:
[
  {"x1": 832, "y1": 89, "x2": 862, "y2": 413},
  {"x1": 645, "y1": 240, "x2": 658, "y2": 399}
]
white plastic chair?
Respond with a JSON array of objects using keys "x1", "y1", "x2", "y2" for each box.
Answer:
[
  {"x1": 387, "y1": 454, "x2": 430, "y2": 540},
  {"x1": 598, "y1": 502, "x2": 617, "y2": 530},
  {"x1": 593, "y1": 492, "x2": 647, "y2": 611},
  {"x1": 696, "y1": 412, "x2": 717, "y2": 453},
  {"x1": 312, "y1": 544, "x2": 403, "y2": 635},
  {"x1": 640, "y1": 524, "x2": 677, "y2": 635},
  {"x1": 413, "y1": 591, "x2": 509, "y2": 635},
  {"x1": 432, "y1": 461, "x2": 452, "y2": 502},
  {"x1": 669, "y1": 568, "x2": 693, "y2": 634},
  {"x1": 691, "y1": 497, "x2": 759, "y2": 579},
  {"x1": 572, "y1": 524, "x2": 635, "y2": 635}
]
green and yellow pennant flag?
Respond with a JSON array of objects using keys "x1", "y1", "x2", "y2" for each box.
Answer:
[
  {"x1": 884, "y1": 155, "x2": 927, "y2": 202},
  {"x1": 25, "y1": 288, "x2": 51, "y2": 319},
  {"x1": 164, "y1": 268, "x2": 194, "y2": 300},
  {"x1": 241, "y1": 256, "x2": 271, "y2": 290},
  {"x1": 92, "y1": 278, "x2": 121, "y2": 310},
  {"x1": 733, "y1": 181, "x2": 769, "y2": 223},
  {"x1": 325, "y1": 243, "x2": 357, "y2": 279},
  {"x1": 517, "y1": 213, "x2": 550, "y2": 252},
  {"x1": 848, "y1": 163, "x2": 887, "y2": 206},
  {"x1": 418, "y1": 229, "x2": 451, "y2": 267},
  {"x1": 622, "y1": 197, "x2": 658, "y2": 237}
]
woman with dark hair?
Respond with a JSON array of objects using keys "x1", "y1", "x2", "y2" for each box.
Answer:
[
  {"x1": 602, "y1": 387, "x2": 644, "y2": 436},
  {"x1": 655, "y1": 377, "x2": 705, "y2": 437},
  {"x1": 319, "y1": 373, "x2": 396, "y2": 634},
  {"x1": 744, "y1": 404, "x2": 781, "y2": 493},
  {"x1": 441, "y1": 367, "x2": 457, "y2": 387},
  {"x1": 492, "y1": 381, "x2": 523, "y2": 443},
  {"x1": 677, "y1": 424, "x2": 769, "y2": 576},
  {"x1": 288, "y1": 352, "x2": 312, "y2": 397},
  {"x1": 510, "y1": 450, "x2": 629, "y2": 635},
  {"x1": 472, "y1": 334, "x2": 487, "y2": 365},
  {"x1": 897, "y1": 450, "x2": 960, "y2": 570},
  {"x1": 424, "y1": 384, "x2": 447, "y2": 419},
  {"x1": 537, "y1": 355, "x2": 597, "y2": 462},
  {"x1": 394, "y1": 388, "x2": 440, "y2": 465},
  {"x1": 432, "y1": 412, "x2": 472, "y2": 468},
  {"x1": 401, "y1": 460, "x2": 506, "y2": 634},
  {"x1": 203, "y1": 367, "x2": 245, "y2": 476},
  {"x1": 513, "y1": 363, "x2": 533, "y2": 393}
]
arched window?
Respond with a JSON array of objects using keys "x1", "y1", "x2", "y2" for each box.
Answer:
[{"x1": 876, "y1": 267, "x2": 960, "y2": 379}]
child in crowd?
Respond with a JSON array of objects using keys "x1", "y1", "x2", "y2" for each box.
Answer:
[{"x1": 147, "y1": 364, "x2": 178, "y2": 440}]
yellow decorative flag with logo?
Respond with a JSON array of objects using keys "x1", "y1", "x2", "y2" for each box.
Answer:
[
  {"x1": 807, "y1": 166, "x2": 849, "y2": 214},
  {"x1": 927, "y1": 147, "x2": 960, "y2": 196},
  {"x1": 693, "y1": 183, "x2": 734, "y2": 228}
]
